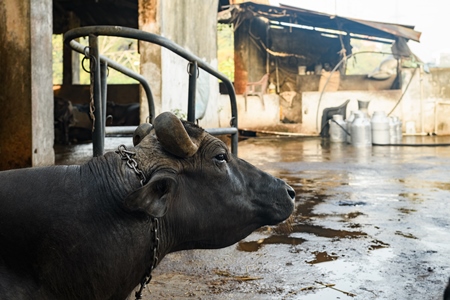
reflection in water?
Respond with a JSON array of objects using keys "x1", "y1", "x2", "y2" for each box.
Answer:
[
  {"x1": 399, "y1": 179, "x2": 450, "y2": 192},
  {"x1": 399, "y1": 192, "x2": 423, "y2": 202},
  {"x1": 397, "y1": 207, "x2": 417, "y2": 214},
  {"x1": 337, "y1": 201, "x2": 367, "y2": 206},
  {"x1": 287, "y1": 224, "x2": 366, "y2": 239},
  {"x1": 237, "y1": 169, "x2": 374, "y2": 253}
]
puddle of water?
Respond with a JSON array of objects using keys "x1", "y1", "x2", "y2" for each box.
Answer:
[
  {"x1": 368, "y1": 239, "x2": 390, "y2": 250},
  {"x1": 306, "y1": 251, "x2": 339, "y2": 264},
  {"x1": 395, "y1": 231, "x2": 418, "y2": 239},
  {"x1": 289, "y1": 224, "x2": 366, "y2": 239},
  {"x1": 399, "y1": 179, "x2": 450, "y2": 192},
  {"x1": 433, "y1": 182, "x2": 450, "y2": 191},
  {"x1": 397, "y1": 207, "x2": 417, "y2": 214},
  {"x1": 338, "y1": 201, "x2": 368, "y2": 206},
  {"x1": 399, "y1": 192, "x2": 423, "y2": 202},
  {"x1": 253, "y1": 171, "x2": 375, "y2": 252},
  {"x1": 346, "y1": 223, "x2": 362, "y2": 229},
  {"x1": 296, "y1": 248, "x2": 394, "y2": 299},
  {"x1": 344, "y1": 211, "x2": 365, "y2": 219},
  {"x1": 237, "y1": 235, "x2": 306, "y2": 252},
  {"x1": 242, "y1": 223, "x2": 369, "y2": 253}
]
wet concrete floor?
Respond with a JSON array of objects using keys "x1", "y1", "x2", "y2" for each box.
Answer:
[{"x1": 55, "y1": 135, "x2": 450, "y2": 300}]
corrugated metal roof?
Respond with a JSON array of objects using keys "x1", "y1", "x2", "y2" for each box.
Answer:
[
  {"x1": 347, "y1": 17, "x2": 421, "y2": 42},
  {"x1": 226, "y1": 2, "x2": 421, "y2": 43}
]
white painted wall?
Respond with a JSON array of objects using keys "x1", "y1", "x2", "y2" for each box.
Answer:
[
  {"x1": 235, "y1": 68, "x2": 450, "y2": 136},
  {"x1": 303, "y1": 68, "x2": 450, "y2": 135},
  {"x1": 216, "y1": 94, "x2": 280, "y2": 130}
]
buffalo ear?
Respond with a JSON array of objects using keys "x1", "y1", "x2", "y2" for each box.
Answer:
[{"x1": 124, "y1": 174, "x2": 176, "y2": 217}]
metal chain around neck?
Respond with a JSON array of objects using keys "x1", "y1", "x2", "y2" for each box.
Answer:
[
  {"x1": 116, "y1": 145, "x2": 147, "y2": 186},
  {"x1": 115, "y1": 145, "x2": 159, "y2": 299},
  {"x1": 135, "y1": 217, "x2": 160, "y2": 300}
]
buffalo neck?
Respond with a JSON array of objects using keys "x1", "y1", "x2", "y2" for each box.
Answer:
[
  {"x1": 59, "y1": 153, "x2": 158, "y2": 299},
  {"x1": 82, "y1": 151, "x2": 143, "y2": 202}
]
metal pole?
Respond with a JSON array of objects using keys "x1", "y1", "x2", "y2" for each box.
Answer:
[
  {"x1": 187, "y1": 61, "x2": 198, "y2": 123},
  {"x1": 223, "y1": 80, "x2": 238, "y2": 156},
  {"x1": 420, "y1": 65, "x2": 424, "y2": 134},
  {"x1": 89, "y1": 34, "x2": 104, "y2": 156},
  {"x1": 101, "y1": 61, "x2": 108, "y2": 128}
]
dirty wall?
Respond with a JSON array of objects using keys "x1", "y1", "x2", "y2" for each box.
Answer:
[
  {"x1": 301, "y1": 67, "x2": 450, "y2": 135},
  {"x1": 217, "y1": 67, "x2": 450, "y2": 136},
  {"x1": 0, "y1": 0, "x2": 54, "y2": 170}
]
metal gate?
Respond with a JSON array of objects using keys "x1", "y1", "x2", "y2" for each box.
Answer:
[{"x1": 64, "y1": 26, "x2": 238, "y2": 156}]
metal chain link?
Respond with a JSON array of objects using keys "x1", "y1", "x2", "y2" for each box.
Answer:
[
  {"x1": 135, "y1": 218, "x2": 159, "y2": 300},
  {"x1": 115, "y1": 145, "x2": 147, "y2": 186},
  {"x1": 187, "y1": 61, "x2": 199, "y2": 78},
  {"x1": 115, "y1": 144, "x2": 159, "y2": 300},
  {"x1": 82, "y1": 46, "x2": 97, "y2": 132}
]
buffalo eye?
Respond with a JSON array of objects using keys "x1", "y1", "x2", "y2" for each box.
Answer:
[{"x1": 214, "y1": 153, "x2": 228, "y2": 163}]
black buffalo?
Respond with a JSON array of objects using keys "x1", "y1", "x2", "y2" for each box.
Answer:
[
  {"x1": 54, "y1": 96, "x2": 75, "y2": 145},
  {"x1": 445, "y1": 278, "x2": 450, "y2": 300},
  {"x1": 106, "y1": 102, "x2": 140, "y2": 126},
  {"x1": 0, "y1": 112, "x2": 295, "y2": 300}
]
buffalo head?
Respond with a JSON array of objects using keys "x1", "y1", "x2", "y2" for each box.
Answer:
[{"x1": 125, "y1": 112, "x2": 295, "y2": 253}]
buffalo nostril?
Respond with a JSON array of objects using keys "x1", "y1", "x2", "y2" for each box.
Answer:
[{"x1": 286, "y1": 185, "x2": 296, "y2": 200}]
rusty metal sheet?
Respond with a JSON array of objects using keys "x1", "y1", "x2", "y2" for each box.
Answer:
[
  {"x1": 233, "y1": 2, "x2": 421, "y2": 43},
  {"x1": 348, "y1": 17, "x2": 421, "y2": 42}
]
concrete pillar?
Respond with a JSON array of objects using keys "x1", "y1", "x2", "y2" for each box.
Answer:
[
  {"x1": 138, "y1": 0, "x2": 219, "y2": 127},
  {"x1": 138, "y1": 0, "x2": 162, "y2": 122},
  {"x1": 0, "y1": 0, "x2": 54, "y2": 170},
  {"x1": 63, "y1": 11, "x2": 80, "y2": 85},
  {"x1": 234, "y1": 17, "x2": 268, "y2": 94},
  {"x1": 234, "y1": 19, "x2": 250, "y2": 95}
]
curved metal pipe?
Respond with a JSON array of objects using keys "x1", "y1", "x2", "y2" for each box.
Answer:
[
  {"x1": 69, "y1": 39, "x2": 155, "y2": 123},
  {"x1": 64, "y1": 26, "x2": 238, "y2": 155}
]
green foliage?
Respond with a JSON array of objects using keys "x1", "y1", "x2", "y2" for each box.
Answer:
[
  {"x1": 52, "y1": 35, "x2": 140, "y2": 85},
  {"x1": 52, "y1": 34, "x2": 63, "y2": 85},
  {"x1": 171, "y1": 108, "x2": 187, "y2": 120},
  {"x1": 217, "y1": 23, "x2": 234, "y2": 82},
  {"x1": 346, "y1": 39, "x2": 392, "y2": 75}
]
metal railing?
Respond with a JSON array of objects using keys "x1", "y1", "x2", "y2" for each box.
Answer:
[{"x1": 64, "y1": 26, "x2": 238, "y2": 156}]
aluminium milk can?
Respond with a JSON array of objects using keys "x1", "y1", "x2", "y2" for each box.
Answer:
[
  {"x1": 371, "y1": 111, "x2": 390, "y2": 144},
  {"x1": 351, "y1": 111, "x2": 372, "y2": 147},
  {"x1": 329, "y1": 114, "x2": 347, "y2": 143}
]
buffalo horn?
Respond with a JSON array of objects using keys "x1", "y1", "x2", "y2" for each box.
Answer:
[
  {"x1": 133, "y1": 123, "x2": 153, "y2": 146},
  {"x1": 153, "y1": 112, "x2": 198, "y2": 158}
]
